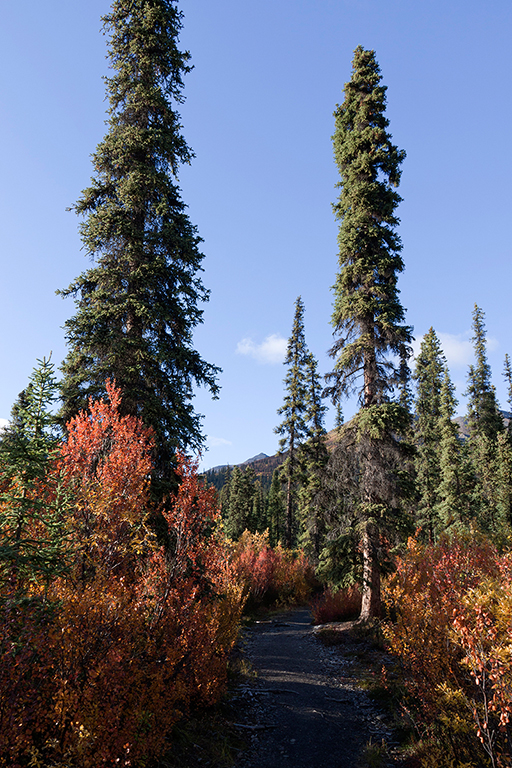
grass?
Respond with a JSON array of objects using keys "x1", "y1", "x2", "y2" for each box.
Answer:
[
  {"x1": 158, "y1": 710, "x2": 247, "y2": 768},
  {"x1": 358, "y1": 738, "x2": 391, "y2": 768}
]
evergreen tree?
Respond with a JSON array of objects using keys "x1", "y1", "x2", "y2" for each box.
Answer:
[
  {"x1": 0, "y1": 358, "x2": 70, "y2": 599},
  {"x1": 325, "y1": 47, "x2": 413, "y2": 619},
  {"x1": 503, "y1": 354, "x2": 512, "y2": 411},
  {"x1": 495, "y1": 432, "x2": 512, "y2": 533},
  {"x1": 58, "y1": 0, "x2": 220, "y2": 491},
  {"x1": 275, "y1": 297, "x2": 310, "y2": 547},
  {"x1": 267, "y1": 469, "x2": 285, "y2": 547},
  {"x1": 412, "y1": 328, "x2": 446, "y2": 541},
  {"x1": 219, "y1": 467, "x2": 232, "y2": 521},
  {"x1": 464, "y1": 305, "x2": 504, "y2": 529},
  {"x1": 495, "y1": 357, "x2": 512, "y2": 533},
  {"x1": 202, "y1": 466, "x2": 230, "y2": 493},
  {"x1": 335, "y1": 402, "x2": 344, "y2": 432},
  {"x1": 251, "y1": 480, "x2": 267, "y2": 534},
  {"x1": 222, "y1": 465, "x2": 256, "y2": 540},
  {"x1": 465, "y1": 305, "x2": 503, "y2": 442},
  {"x1": 298, "y1": 353, "x2": 329, "y2": 560},
  {"x1": 437, "y1": 367, "x2": 474, "y2": 533}
]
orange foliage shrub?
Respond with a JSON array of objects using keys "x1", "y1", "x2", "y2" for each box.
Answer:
[
  {"x1": 383, "y1": 534, "x2": 512, "y2": 767},
  {"x1": 0, "y1": 599, "x2": 58, "y2": 766},
  {"x1": 0, "y1": 384, "x2": 245, "y2": 767},
  {"x1": 310, "y1": 585, "x2": 362, "y2": 624},
  {"x1": 452, "y1": 562, "x2": 512, "y2": 768},
  {"x1": 231, "y1": 529, "x2": 314, "y2": 610},
  {"x1": 60, "y1": 379, "x2": 155, "y2": 579}
]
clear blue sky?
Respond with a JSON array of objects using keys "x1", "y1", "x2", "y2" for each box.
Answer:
[{"x1": 1, "y1": 1, "x2": 511, "y2": 469}]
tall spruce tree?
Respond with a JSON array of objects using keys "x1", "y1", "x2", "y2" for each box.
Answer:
[
  {"x1": 495, "y1": 432, "x2": 512, "y2": 533},
  {"x1": 298, "y1": 352, "x2": 329, "y2": 560},
  {"x1": 267, "y1": 468, "x2": 285, "y2": 547},
  {"x1": 503, "y1": 354, "x2": 512, "y2": 412},
  {"x1": 464, "y1": 305, "x2": 504, "y2": 530},
  {"x1": 465, "y1": 305, "x2": 503, "y2": 442},
  {"x1": 325, "y1": 47, "x2": 413, "y2": 619},
  {"x1": 221, "y1": 465, "x2": 259, "y2": 540},
  {"x1": 251, "y1": 480, "x2": 267, "y2": 534},
  {"x1": 497, "y1": 356, "x2": 512, "y2": 531},
  {"x1": 275, "y1": 297, "x2": 310, "y2": 547},
  {"x1": 59, "y1": 0, "x2": 219, "y2": 490},
  {"x1": 437, "y1": 367, "x2": 474, "y2": 532},
  {"x1": 412, "y1": 328, "x2": 446, "y2": 541}
]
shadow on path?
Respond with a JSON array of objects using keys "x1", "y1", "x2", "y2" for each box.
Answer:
[{"x1": 233, "y1": 607, "x2": 379, "y2": 768}]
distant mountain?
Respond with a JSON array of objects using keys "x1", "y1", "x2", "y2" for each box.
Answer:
[
  {"x1": 206, "y1": 452, "x2": 270, "y2": 474},
  {"x1": 454, "y1": 410, "x2": 511, "y2": 440},
  {"x1": 453, "y1": 415, "x2": 470, "y2": 440},
  {"x1": 203, "y1": 410, "x2": 512, "y2": 493},
  {"x1": 204, "y1": 428, "x2": 341, "y2": 491},
  {"x1": 203, "y1": 451, "x2": 285, "y2": 492},
  {"x1": 240, "y1": 452, "x2": 269, "y2": 466}
]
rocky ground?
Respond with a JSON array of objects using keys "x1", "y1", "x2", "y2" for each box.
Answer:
[{"x1": 229, "y1": 607, "x2": 399, "y2": 768}]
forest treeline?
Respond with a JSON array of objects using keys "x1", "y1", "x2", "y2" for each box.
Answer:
[
  {"x1": 214, "y1": 304, "x2": 512, "y2": 579},
  {"x1": 1, "y1": 0, "x2": 512, "y2": 766}
]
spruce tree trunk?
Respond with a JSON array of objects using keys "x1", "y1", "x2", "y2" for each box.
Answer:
[
  {"x1": 284, "y1": 431, "x2": 296, "y2": 548},
  {"x1": 286, "y1": 472, "x2": 293, "y2": 548},
  {"x1": 359, "y1": 522, "x2": 381, "y2": 620}
]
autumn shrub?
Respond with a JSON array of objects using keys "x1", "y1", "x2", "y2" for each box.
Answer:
[
  {"x1": 383, "y1": 533, "x2": 512, "y2": 768},
  {"x1": 231, "y1": 529, "x2": 314, "y2": 611},
  {"x1": 310, "y1": 584, "x2": 362, "y2": 624},
  {"x1": 0, "y1": 383, "x2": 245, "y2": 767},
  {"x1": 451, "y1": 563, "x2": 512, "y2": 768},
  {"x1": 272, "y1": 544, "x2": 315, "y2": 605}
]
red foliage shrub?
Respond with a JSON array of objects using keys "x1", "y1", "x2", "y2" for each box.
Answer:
[
  {"x1": 0, "y1": 384, "x2": 245, "y2": 767},
  {"x1": 231, "y1": 530, "x2": 314, "y2": 610},
  {"x1": 60, "y1": 379, "x2": 155, "y2": 580},
  {"x1": 383, "y1": 533, "x2": 512, "y2": 767},
  {"x1": 310, "y1": 585, "x2": 362, "y2": 624}
]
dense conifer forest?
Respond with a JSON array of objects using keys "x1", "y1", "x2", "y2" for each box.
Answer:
[{"x1": 1, "y1": 2, "x2": 511, "y2": 767}]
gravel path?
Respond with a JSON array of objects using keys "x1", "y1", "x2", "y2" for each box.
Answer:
[{"x1": 231, "y1": 607, "x2": 394, "y2": 768}]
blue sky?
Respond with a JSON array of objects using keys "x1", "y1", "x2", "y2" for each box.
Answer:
[{"x1": 1, "y1": 1, "x2": 511, "y2": 469}]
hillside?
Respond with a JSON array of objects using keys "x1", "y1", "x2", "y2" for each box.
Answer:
[
  {"x1": 203, "y1": 451, "x2": 287, "y2": 492},
  {"x1": 204, "y1": 410, "x2": 512, "y2": 493}
]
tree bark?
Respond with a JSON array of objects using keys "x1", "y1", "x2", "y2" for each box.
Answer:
[{"x1": 359, "y1": 521, "x2": 381, "y2": 620}]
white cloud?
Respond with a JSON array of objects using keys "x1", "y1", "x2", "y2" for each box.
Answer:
[
  {"x1": 0, "y1": 418, "x2": 9, "y2": 433},
  {"x1": 410, "y1": 337, "x2": 423, "y2": 361},
  {"x1": 207, "y1": 436, "x2": 232, "y2": 448},
  {"x1": 236, "y1": 334, "x2": 287, "y2": 364},
  {"x1": 487, "y1": 336, "x2": 499, "y2": 353},
  {"x1": 438, "y1": 332, "x2": 473, "y2": 368},
  {"x1": 411, "y1": 331, "x2": 499, "y2": 370}
]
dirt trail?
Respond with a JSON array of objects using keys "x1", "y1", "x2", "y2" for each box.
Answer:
[{"x1": 231, "y1": 607, "x2": 394, "y2": 768}]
